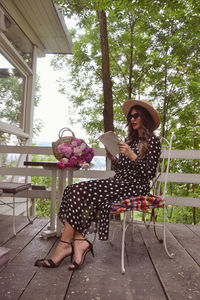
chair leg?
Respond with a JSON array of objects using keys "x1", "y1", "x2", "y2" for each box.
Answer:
[
  {"x1": 131, "y1": 210, "x2": 134, "y2": 241},
  {"x1": 121, "y1": 211, "x2": 126, "y2": 274},
  {"x1": 13, "y1": 196, "x2": 16, "y2": 236},
  {"x1": 163, "y1": 206, "x2": 174, "y2": 258},
  {"x1": 26, "y1": 190, "x2": 32, "y2": 223},
  {"x1": 152, "y1": 210, "x2": 163, "y2": 243},
  {"x1": 143, "y1": 211, "x2": 152, "y2": 229},
  {"x1": 30, "y1": 198, "x2": 36, "y2": 217}
]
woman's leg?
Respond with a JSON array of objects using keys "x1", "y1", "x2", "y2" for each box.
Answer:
[
  {"x1": 44, "y1": 221, "x2": 74, "y2": 266},
  {"x1": 68, "y1": 230, "x2": 92, "y2": 269}
]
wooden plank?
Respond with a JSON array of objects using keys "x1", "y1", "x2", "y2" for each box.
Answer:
[
  {"x1": 0, "y1": 214, "x2": 11, "y2": 224},
  {"x1": 165, "y1": 196, "x2": 200, "y2": 207},
  {"x1": 0, "y1": 215, "x2": 32, "y2": 245},
  {"x1": 167, "y1": 223, "x2": 200, "y2": 266},
  {"x1": 125, "y1": 224, "x2": 167, "y2": 299},
  {"x1": 66, "y1": 234, "x2": 134, "y2": 300},
  {"x1": 3, "y1": 217, "x2": 50, "y2": 261},
  {"x1": 138, "y1": 224, "x2": 200, "y2": 300},
  {"x1": 19, "y1": 241, "x2": 73, "y2": 300},
  {"x1": 0, "y1": 167, "x2": 53, "y2": 176},
  {"x1": 0, "y1": 224, "x2": 57, "y2": 300},
  {"x1": 163, "y1": 149, "x2": 200, "y2": 159},
  {"x1": 2, "y1": 189, "x2": 51, "y2": 199},
  {"x1": 186, "y1": 224, "x2": 200, "y2": 238},
  {"x1": 0, "y1": 120, "x2": 29, "y2": 138},
  {"x1": 66, "y1": 222, "x2": 166, "y2": 300},
  {"x1": 0, "y1": 145, "x2": 106, "y2": 156},
  {"x1": 0, "y1": 145, "x2": 53, "y2": 154},
  {"x1": 160, "y1": 173, "x2": 200, "y2": 183},
  {"x1": 0, "y1": 0, "x2": 45, "y2": 54},
  {"x1": 0, "y1": 167, "x2": 115, "y2": 180}
]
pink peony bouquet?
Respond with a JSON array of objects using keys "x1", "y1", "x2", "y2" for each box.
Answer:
[{"x1": 56, "y1": 138, "x2": 95, "y2": 169}]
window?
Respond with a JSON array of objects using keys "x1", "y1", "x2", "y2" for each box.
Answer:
[{"x1": 0, "y1": 52, "x2": 25, "y2": 128}]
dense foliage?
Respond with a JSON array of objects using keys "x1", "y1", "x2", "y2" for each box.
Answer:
[{"x1": 53, "y1": 0, "x2": 200, "y2": 145}]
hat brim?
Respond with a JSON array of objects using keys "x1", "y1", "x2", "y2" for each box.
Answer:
[{"x1": 122, "y1": 99, "x2": 160, "y2": 130}]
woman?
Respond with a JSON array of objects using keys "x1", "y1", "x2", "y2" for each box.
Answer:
[{"x1": 35, "y1": 99, "x2": 161, "y2": 270}]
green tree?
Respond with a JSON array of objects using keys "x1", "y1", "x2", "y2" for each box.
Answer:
[
  {"x1": 53, "y1": 0, "x2": 200, "y2": 143},
  {"x1": 52, "y1": 0, "x2": 157, "y2": 141}
]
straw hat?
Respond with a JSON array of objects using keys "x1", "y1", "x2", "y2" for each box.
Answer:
[{"x1": 122, "y1": 99, "x2": 160, "y2": 130}]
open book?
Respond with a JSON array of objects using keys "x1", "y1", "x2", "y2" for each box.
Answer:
[{"x1": 98, "y1": 131, "x2": 120, "y2": 156}]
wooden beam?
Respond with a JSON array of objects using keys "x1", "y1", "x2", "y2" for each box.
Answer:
[
  {"x1": 0, "y1": 32, "x2": 32, "y2": 75},
  {"x1": 0, "y1": 121, "x2": 30, "y2": 138},
  {"x1": 0, "y1": 145, "x2": 106, "y2": 156},
  {"x1": 0, "y1": 0, "x2": 45, "y2": 55},
  {"x1": 162, "y1": 149, "x2": 200, "y2": 159},
  {"x1": 24, "y1": 45, "x2": 37, "y2": 141},
  {"x1": 160, "y1": 173, "x2": 200, "y2": 184},
  {"x1": 166, "y1": 196, "x2": 200, "y2": 207}
]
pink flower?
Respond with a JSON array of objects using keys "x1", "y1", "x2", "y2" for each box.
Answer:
[
  {"x1": 85, "y1": 153, "x2": 93, "y2": 163},
  {"x1": 64, "y1": 146, "x2": 73, "y2": 158},
  {"x1": 77, "y1": 158, "x2": 86, "y2": 166},
  {"x1": 57, "y1": 143, "x2": 68, "y2": 154},
  {"x1": 80, "y1": 143, "x2": 87, "y2": 150},
  {"x1": 73, "y1": 146, "x2": 82, "y2": 156},
  {"x1": 65, "y1": 160, "x2": 74, "y2": 167},
  {"x1": 71, "y1": 138, "x2": 82, "y2": 147},
  {"x1": 71, "y1": 155, "x2": 78, "y2": 164},
  {"x1": 57, "y1": 161, "x2": 66, "y2": 169},
  {"x1": 66, "y1": 156, "x2": 78, "y2": 167},
  {"x1": 61, "y1": 157, "x2": 69, "y2": 164}
]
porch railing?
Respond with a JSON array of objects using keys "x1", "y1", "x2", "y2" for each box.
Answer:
[{"x1": 0, "y1": 145, "x2": 200, "y2": 215}]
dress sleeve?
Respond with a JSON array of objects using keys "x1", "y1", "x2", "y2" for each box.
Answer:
[
  {"x1": 134, "y1": 136, "x2": 161, "y2": 181},
  {"x1": 112, "y1": 159, "x2": 119, "y2": 172}
]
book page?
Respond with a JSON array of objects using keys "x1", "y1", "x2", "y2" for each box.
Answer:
[{"x1": 98, "y1": 131, "x2": 120, "y2": 156}]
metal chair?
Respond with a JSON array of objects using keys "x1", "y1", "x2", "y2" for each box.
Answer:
[
  {"x1": 0, "y1": 182, "x2": 31, "y2": 236},
  {"x1": 110, "y1": 135, "x2": 175, "y2": 274}
]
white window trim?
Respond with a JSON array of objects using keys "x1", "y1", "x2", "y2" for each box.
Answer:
[{"x1": 0, "y1": 32, "x2": 33, "y2": 139}]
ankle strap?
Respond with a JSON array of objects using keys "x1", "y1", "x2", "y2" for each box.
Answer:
[{"x1": 60, "y1": 239, "x2": 72, "y2": 245}]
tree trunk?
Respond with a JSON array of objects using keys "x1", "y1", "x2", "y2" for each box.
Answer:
[
  {"x1": 98, "y1": 10, "x2": 114, "y2": 133},
  {"x1": 161, "y1": 64, "x2": 168, "y2": 138}
]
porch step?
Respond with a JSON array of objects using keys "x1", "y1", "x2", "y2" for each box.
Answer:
[{"x1": 0, "y1": 247, "x2": 10, "y2": 272}]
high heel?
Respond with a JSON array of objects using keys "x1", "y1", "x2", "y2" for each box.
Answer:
[
  {"x1": 69, "y1": 238, "x2": 94, "y2": 271},
  {"x1": 34, "y1": 240, "x2": 74, "y2": 268}
]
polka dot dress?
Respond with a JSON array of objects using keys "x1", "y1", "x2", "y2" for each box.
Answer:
[{"x1": 58, "y1": 134, "x2": 161, "y2": 240}]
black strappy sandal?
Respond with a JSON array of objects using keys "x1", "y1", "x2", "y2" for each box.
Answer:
[
  {"x1": 34, "y1": 240, "x2": 74, "y2": 268},
  {"x1": 69, "y1": 238, "x2": 94, "y2": 270}
]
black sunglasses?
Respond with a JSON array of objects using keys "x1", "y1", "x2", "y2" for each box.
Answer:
[{"x1": 128, "y1": 113, "x2": 140, "y2": 120}]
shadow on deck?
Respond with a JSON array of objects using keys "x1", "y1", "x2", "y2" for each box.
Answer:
[{"x1": 0, "y1": 215, "x2": 200, "y2": 300}]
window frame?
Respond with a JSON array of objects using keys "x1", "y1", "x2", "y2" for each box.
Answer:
[{"x1": 0, "y1": 32, "x2": 33, "y2": 139}]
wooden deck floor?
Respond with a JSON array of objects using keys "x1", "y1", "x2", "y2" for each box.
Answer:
[{"x1": 0, "y1": 215, "x2": 200, "y2": 300}]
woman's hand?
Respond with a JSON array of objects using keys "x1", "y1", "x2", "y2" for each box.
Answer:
[
  {"x1": 105, "y1": 148, "x2": 118, "y2": 163},
  {"x1": 119, "y1": 142, "x2": 137, "y2": 161}
]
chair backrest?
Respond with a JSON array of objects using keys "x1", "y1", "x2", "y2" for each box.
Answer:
[{"x1": 151, "y1": 135, "x2": 175, "y2": 199}]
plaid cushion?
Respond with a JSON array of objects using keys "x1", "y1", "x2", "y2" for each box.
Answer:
[{"x1": 110, "y1": 194, "x2": 164, "y2": 214}]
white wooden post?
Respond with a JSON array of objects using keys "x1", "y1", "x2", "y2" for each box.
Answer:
[{"x1": 24, "y1": 45, "x2": 38, "y2": 146}]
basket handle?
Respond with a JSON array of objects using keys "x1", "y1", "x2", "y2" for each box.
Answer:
[{"x1": 58, "y1": 127, "x2": 75, "y2": 138}]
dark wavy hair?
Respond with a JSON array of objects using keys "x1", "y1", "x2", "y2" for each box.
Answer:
[{"x1": 126, "y1": 105, "x2": 155, "y2": 159}]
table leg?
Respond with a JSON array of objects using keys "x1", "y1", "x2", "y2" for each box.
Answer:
[
  {"x1": 41, "y1": 168, "x2": 57, "y2": 239},
  {"x1": 56, "y1": 168, "x2": 74, "y2": 237}
]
